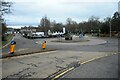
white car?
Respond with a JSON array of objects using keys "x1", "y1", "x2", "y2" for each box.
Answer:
[{"x1": 32, "y1": 32, "x2": 45, "y2": 38}]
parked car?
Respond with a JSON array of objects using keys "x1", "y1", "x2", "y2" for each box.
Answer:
[
  {"x1": 64, "y1": 33, "x2": 72, "y2": 40},
  {"x1": 32, "y1": 32, "x2": 44, "y2": 38}
]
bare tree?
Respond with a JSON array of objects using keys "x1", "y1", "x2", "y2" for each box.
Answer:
[
  {"x1": 52, "y1": 23, "x2": 63, "y2": 32},
  {"x1": 66, "y1": 18, "x2": 78, "y2": 33},
  {"x1": 40, "y1": 16, "x2": 51, "y2": 36},
  {"x1": 0, "y1": 0, "x2": 13, "y2": 41},
  {"x1": 0, "y1": 0, "x2": 13, "y2": 16},
  {"x1": 88, "y1": 16, "x2": 100, "y2": 33}
]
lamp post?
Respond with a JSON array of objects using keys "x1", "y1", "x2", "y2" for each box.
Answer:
[{"x1": 109, "y1": 19, "x2": 112, "y2": 38}]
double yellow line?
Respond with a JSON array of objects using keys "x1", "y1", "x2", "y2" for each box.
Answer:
[
  {"x1": 51, "y1": 67, "x2": 74, "y2": 80},
  {"x1": 51, "y1": 52, "x2": 119, "y2": 80}
]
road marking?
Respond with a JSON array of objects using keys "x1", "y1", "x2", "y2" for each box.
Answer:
[
  {"x1": 80, "y1": 55, "x2": 106, "y2": 65},
  {"x1": 80, "y1": 58, "x2": 95, "y2": 65},
  {"x1": 52, "y1": 53, "x2": 119, "y2": 79},
  {"x1": 52, "y1": 67, "x2": 74, "y2": 80},
  {"x1": 80, "y1": 53, "x2": 119, "y2": 65}
]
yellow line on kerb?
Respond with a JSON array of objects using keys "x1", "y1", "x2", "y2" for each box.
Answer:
[{"x1": 52, "y1": 67, "x2": 74, "y2": 80}]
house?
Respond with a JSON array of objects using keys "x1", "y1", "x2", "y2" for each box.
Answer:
[
  {"x1": 21, "y1": 26, "x2": 37, "y2": 33},
  {"x1": 6, "y1": 28, "x2": 14, "y2": 34},
  {"x1": 20, "y1": 26, "x2": 37, "y2": 37}
]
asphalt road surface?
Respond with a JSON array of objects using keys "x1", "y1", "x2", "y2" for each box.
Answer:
[
  {"x1": 2, "y1": 34, "x2": 41, "y2": 53},
  {"x1": 1, "y1": 33, "x2": 119, "y2": 79},
  {"x1": 2, "y1": 33, "x2": 118, "y2": 53},
  {"x1": 62, "y1": 54, "x2": 119, "y2": 78}
]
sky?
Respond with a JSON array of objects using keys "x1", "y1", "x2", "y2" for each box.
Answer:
[{"x1": 4, "y1": 0, "x2": 120, "y2": 28}]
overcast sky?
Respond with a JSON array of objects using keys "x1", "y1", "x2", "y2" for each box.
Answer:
[{"x1": 4, "y1": 0, "x2": 119, "y2": 28}]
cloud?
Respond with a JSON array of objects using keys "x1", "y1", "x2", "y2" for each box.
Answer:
[
  {"x1": 7, "y1": 0, "x2": 119, "y2": 2},
  {"x1": 4, "y1": 0, "x2": 119, "y2": 26},
  {"x1": 5, "y1": 15, "x2": 40, "y2": 25}
]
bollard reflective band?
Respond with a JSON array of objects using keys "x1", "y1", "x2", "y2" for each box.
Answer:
[
  {"x1": 11, "y1": 41, "x2": 15, "y2": 45},
  {"x1": 11, "y1": 41, "x2": 16, "y2": 45}
]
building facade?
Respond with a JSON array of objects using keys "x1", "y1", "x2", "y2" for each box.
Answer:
[{"x1": 21, "y1": 26, "x2": 36, "y2": 33}]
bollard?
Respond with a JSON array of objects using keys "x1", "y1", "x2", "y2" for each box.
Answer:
[
  {"x1": 42, "y1": 40, "x2": 46, "y2": 49},
  {"x1": 10, "y1": 41, "x2": 16, "y2": 54}
]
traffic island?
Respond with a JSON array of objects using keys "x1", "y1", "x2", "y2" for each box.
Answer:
[
  {"x1": 1, "y1": 48, "x2": 56, "y2": 59},
  {"x1": 51, "y1": 38, "x2": 89, "y2": 43}
]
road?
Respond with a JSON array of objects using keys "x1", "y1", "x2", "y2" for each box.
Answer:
[
  {"x1": 62, "y1": 54, "x2": 119, "y2": 78},
  {"x1": 2, "y1": 34, "x2": 118, "y2": 53},
  {"x1": 2, "y1": 34, "x2": 41, "y2": 53},
  {"x1": 1, "y1": 33, "x2": 119, "y2": 79}
]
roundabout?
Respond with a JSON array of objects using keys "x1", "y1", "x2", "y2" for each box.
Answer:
[
  {"x1": 51, "y1": 37, "x2": 89, "y2": 43},
  {"x1": 36, "y1": 36, "x2": 107, "y2": 46}
]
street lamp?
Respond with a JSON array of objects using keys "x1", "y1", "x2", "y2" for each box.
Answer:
[{"x1": 109, "y1": 19, "x2": 112, "y2": 38}]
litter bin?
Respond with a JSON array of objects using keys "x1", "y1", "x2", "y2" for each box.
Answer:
[
  {"x1": 10, "y1": 41, "x2": 16, "y2": 54},
  {"x1": 42, "y1": 40, "x2": 46, "y2": 49}
]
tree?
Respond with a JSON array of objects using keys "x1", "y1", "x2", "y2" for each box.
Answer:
[
  {"x1": 0, "y1": 0, "x2": 13, "y2": 15},
  {"x1": 66, "y1": 18, "x2": 78, "y2": 33},
  {"x1": 100, "y1": 17, "x2": 111, "y2": 34},
  {"x1": 100, "y1": 12, "x2": 120, "y2": 34},
  {"x1": 78, "y1": 22, "x2": 88, "y2": 33},
  {"x1": 0, "y1": 0, "x2": 12, "y2": 41},
  {"x1": 50, "y1": 20, "x2": 56, "y2": 32},
  {"x1": 40, "y1": 16, "x2": 51, "y2": 36},
  {"x1": 52, "y1": 23, "x2": 63, "y2": 32},
  {"x1": 88, "y1": 16, "x2": 100, "y2": 33},
  {"x1": 2, "y1": 22, "x2": 7, "y2": 34},
  {"x1": 111, "y1": 12, "x2": 120, "y2": 31},
  {"x1": 66, "y1": 18, "x2": 72, "y2": 33},
  {"x1": 70, "y1": 21, "x2": 78, "y2": 33}
]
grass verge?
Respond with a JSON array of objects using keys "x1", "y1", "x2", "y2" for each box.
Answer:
[{"x1": 1, "y1": 34, "x2": 13, "y2": 49}]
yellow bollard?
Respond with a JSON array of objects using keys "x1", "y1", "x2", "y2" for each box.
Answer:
[
  {"x1": 10, "y1": 41, "x2": 16, "y2": 54},
  {"x1": 42, "y1": 40, "x2": 46, "y2": 49}
]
